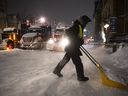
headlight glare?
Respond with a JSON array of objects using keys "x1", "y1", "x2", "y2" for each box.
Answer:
[
  {"x1": 59, "y1": 38, "x2": 69, "y2": 47},
  {"x1": 47, "y1": 38, "x2": 54, "y2": 44}
]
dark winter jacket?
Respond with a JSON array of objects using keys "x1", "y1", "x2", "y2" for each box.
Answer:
[{"x1": 65, "y1": 20, "x2": 84, "y2": 56}]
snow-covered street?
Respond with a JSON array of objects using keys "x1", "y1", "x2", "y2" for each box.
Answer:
[{"x1": 0, "y1": 45, "x2": 128, "y2": 96}]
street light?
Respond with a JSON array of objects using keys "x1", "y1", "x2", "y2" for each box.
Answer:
[
  {"x1": 39, "y1": 17, "x2": 46, "y2": 24},
  {"x1": 104, "y1": 24, "x2": 109, "y2": 29}
]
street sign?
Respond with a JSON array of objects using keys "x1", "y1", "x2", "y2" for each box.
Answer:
[{"x1": 110, "y1": 17, "x2": 117, "y2": 33}]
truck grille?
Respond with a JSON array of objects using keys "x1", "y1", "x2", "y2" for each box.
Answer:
[{"x1": 23, "y1": 37, "x2": 33, "y2": 42}]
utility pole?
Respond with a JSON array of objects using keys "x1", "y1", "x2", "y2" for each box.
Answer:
[{"x1": 3, "y1": 0, "x2": 8, "y2": 27}]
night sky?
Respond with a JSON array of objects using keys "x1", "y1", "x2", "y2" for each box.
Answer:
[{"x1": 7, "y1": 0, "x2": 95, "y2": 32}]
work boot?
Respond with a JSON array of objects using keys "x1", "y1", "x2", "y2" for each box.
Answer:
[
  {"x1": 77, "y1": 76, "x2": 89, "y2": 81},
  {"x1": 53, "y1": 70, "x2": 63, "y2": 77}
]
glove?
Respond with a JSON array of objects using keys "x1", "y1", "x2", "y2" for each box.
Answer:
[
  {"x1": 76, "y1": 39, "x2": 84, "y2": 47},
  {"x1": 79, "y1": 39, "x2": 84, "y2": 46}
]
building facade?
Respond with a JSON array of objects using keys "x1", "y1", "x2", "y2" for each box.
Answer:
[
  {"x1": 94, "y1": 0, "x2": 128, "y2": 43},
  {"x1": 0, "y1": 0, "x2": 7, "y2": 29}
]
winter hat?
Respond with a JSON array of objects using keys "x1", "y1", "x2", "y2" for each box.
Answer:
[
  {"x1": 78, "y1": 15, "x2": 91, "y2": 26},
  {"x1": 80, "y1": 15, "x2": 91, "y2": 22}
]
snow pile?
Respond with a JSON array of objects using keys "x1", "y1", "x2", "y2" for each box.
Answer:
[
  {"x1": 111, "y1": 46, "x2": 128, "y2": 69},
  {"x1": 85, "y1": 45, "x2": 128, "y2": 69},
  {"x1": 84, "y1": 45, "x2": 128, "y2": 85},
  {"x1": 110, "y1": 46, "x2": 128, "y2": 85}
]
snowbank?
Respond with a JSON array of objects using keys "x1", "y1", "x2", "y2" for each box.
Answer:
[
  {"x1": 111, "y1": 46, "x2": 128, "y2": 69},
  {"x1": 85, "y1": 45, "x2": 128, "y2": 85}
]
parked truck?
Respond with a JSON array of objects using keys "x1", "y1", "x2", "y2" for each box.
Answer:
[
  {"x1": 19, "y1": 25, "x2": 52, "y2": 49},
  {"x1": 46, "y1": 27, "x2": 69, "y2": 51},
  {"x1": 1, "y1": 27, "x2": 21, "y2": 49}
]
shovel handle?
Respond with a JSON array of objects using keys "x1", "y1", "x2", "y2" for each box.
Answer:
[{"x1": 80, "y1": 46, "x2": 104, "y2": 71}]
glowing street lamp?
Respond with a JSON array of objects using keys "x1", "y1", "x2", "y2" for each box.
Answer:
[
  {"x1": 39, "y1": 17, "x2": 46, "y2": 24},
  {"x1": 104, "y1": 24, "x2": 109, "y2": 29}
]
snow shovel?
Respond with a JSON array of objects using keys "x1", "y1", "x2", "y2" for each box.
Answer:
[{"x1": 80, "y1": 46, "x2": 128, "y2": 90}]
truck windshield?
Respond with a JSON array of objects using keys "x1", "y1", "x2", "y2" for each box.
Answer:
[{"x1": 28, "y1": 28, "x2": 42, "y2": 33}]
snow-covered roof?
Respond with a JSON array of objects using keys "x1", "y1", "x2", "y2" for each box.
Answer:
[
  {"x1": 29, "y1": 25, "x2": 41, "y2": 29},
  {"x1": 3, "y1": 27, "x2": 16, "y2": 31},
  {"x1": 22, "y1": 33, "x2": 37, "y2": 37}
]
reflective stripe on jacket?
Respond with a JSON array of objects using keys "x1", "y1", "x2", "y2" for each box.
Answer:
[{"x1": 78, "y1": 24, "x2": 83, "y2": 39}]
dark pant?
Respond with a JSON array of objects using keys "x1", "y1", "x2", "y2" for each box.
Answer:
[{"x1": 53, "y1": 53, "x2": 85, "y2": 78}]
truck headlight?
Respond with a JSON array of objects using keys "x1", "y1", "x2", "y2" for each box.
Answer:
[
  {"x1": 59, "y1": 38, "x2": 69, "y2": 47},
  {"x1": 47, "y1": 38, "x2": 54, "y2": 44}
]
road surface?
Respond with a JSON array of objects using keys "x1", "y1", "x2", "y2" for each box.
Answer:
[{"x1": 0, "y1": 45, "x2": 128, "y2": 96}]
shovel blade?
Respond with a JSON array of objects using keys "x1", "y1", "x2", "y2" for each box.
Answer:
[{"x1": 99, "y1": 69, "x2": 128, "y2": 90}]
